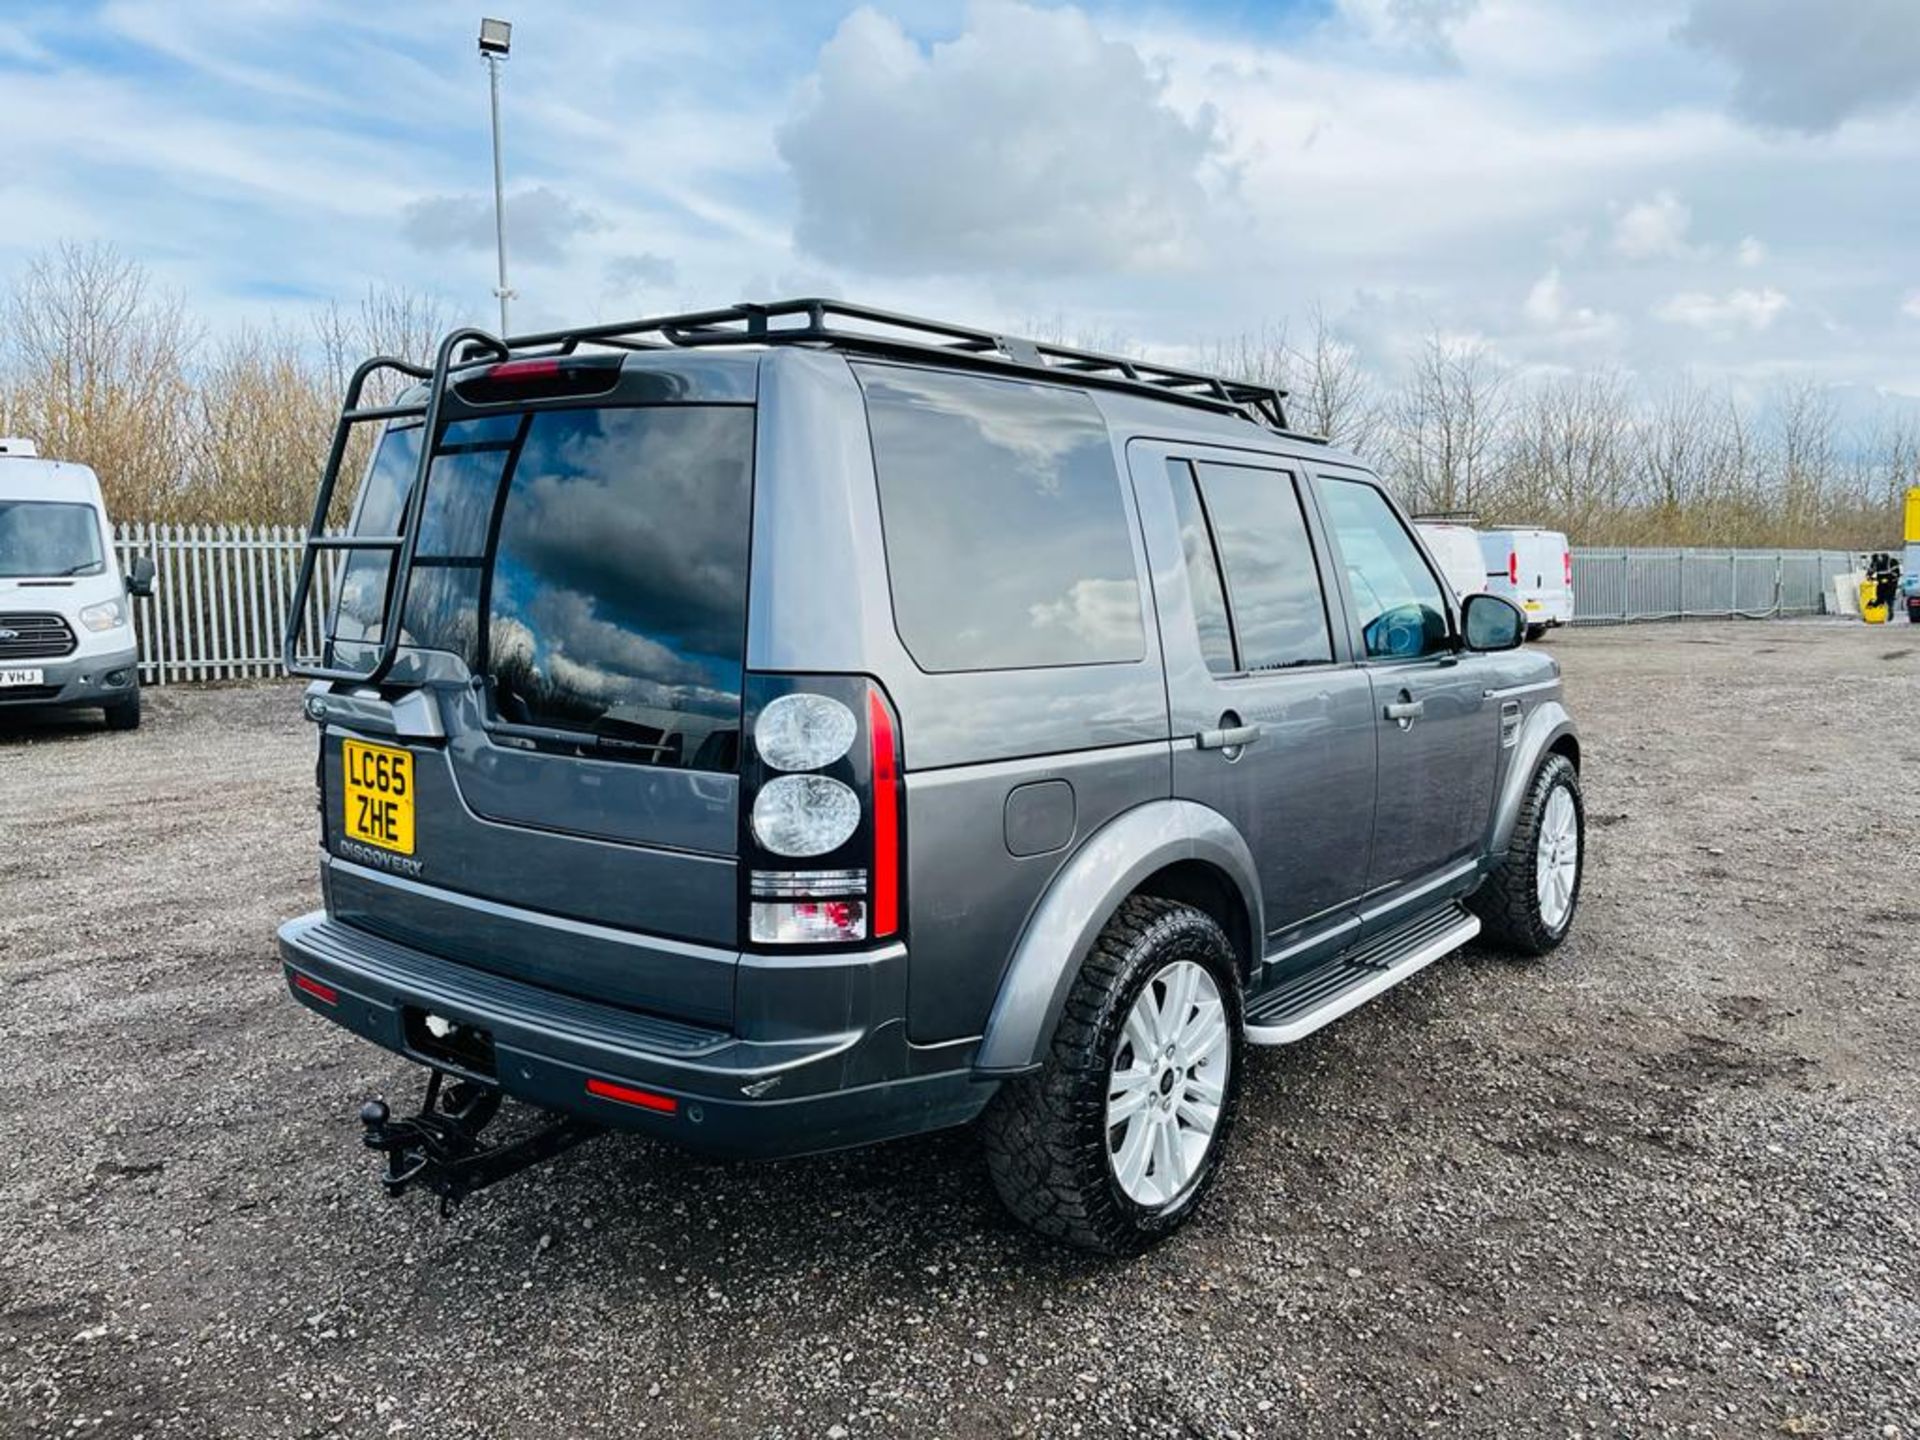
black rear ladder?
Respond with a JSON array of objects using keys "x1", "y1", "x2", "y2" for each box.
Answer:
[{"x1": 282, "y1": 327, "x2": 508, "y2": 683}]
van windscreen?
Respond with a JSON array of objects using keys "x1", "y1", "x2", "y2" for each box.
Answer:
[{"x1": 0, "y1": 501, "x2": 104, "y2": 579}]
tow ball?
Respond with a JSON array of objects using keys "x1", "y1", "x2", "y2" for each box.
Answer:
[{"x1": 358, "y1": 1069, "x2": 603, "y2": 1216}]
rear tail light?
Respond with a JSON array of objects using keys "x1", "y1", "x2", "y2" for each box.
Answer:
[
  {"x1": 1508, "y1": 551, "x2": 1519, "y2": 586},
  {"x1": 1564, "y1": 550, "x2": 1573, "y2": 587},
  {"x1": 744, "y1": 678, "x2": 903, "y2": 947}
]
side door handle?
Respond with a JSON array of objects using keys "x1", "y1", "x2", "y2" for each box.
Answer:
[
  {"x1": 1383, "y1": 698, "x2": 1425, "y2": 727},
  {"x1": 1196, "y1": 722, "x2": 1262, "y2": 751}
]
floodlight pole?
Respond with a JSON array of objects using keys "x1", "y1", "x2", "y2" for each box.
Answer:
[{"x1": 483, "y1": 36, "x2": 512, "y2": 335}]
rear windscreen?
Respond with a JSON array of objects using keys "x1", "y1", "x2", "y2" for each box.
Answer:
[{"x1": 335, "y1": 405, "x2": 754, "y2": 771}]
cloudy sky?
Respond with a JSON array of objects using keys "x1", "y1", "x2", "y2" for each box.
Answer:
[{"x1": 2, "y1": 0, "x2": 1917, "y2": 398}]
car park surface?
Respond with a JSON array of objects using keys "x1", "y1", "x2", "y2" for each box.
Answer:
[{"x1": 1, "y1": 619, "x2": 1916, "y2": 1437}]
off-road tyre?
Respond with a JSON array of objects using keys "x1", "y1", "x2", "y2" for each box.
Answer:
[
  {"x1": 104, "y1": 690, "x2": 141, "y2": 731},
  {"x1": 981, "y1": 896, "x2": 1244, "y2": 1255},
  {"x1": 1470, "y1": 752, "x2": 1582, "y2": 956}
]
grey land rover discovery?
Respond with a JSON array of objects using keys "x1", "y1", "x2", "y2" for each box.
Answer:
[{"x1": 279, "y1": 300, "x2": 1583, "y2": 1253}]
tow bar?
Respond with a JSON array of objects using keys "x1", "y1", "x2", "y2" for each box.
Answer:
[{"x1": 358, "y1": 1069, "x2": 603, "y2": 1216}]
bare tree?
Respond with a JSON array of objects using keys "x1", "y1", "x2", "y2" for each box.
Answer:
[
  {"x1": 0, "y1": 241, "x2": 198, "y2": 519},
  {"x1": 1383, "y1": 331, "x2": 1510, "y2": 515}
]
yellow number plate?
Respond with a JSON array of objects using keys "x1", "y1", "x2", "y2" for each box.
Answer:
[
  {"x1": 341, "y1": 740, "x2": 415, "y2": 855},
  {"x1": 1523, "y1": 600, "x2": 1543, "y2": 610}
]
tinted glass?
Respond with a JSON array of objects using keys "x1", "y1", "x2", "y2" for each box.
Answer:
[
  {"x1": 1167, "y1": 460, "x2": 1236, "y2": 674},
  {"x1": 857, "y1": 365, "x2": 1144, "y2": 672},
  {"x1": 0, "y1": 501, "x2": 103, "y2": 579},
  {"x1": 486, "y1": 406, "x2": 753, "y2": 770},
  {"x1": 1193, "y1": 463, "x2": 1331, "y2": 671},
  {"x1": 1319, "y1": 477, "x2": 1452, "y2": 660},
  {"x1": 417, "y1": 421, "x2": 515, "y2": 558},
  {"x1": 333, "y1": 425, "x2": 421, "y2": 648}
]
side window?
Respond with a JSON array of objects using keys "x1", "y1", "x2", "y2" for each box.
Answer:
[
  {"x1": 1192, "y1": 462, "x2": 1333, "y2": 671},
  {"x1": 1318, "y1": 477, "x2": 1452, "y2": 660},
  {"x1": 856, "y1": 364, "x2": 1145, "y2": 672},
  {"x1": 1166, "y1": 460, "x2": 1236, "y2": 675}
]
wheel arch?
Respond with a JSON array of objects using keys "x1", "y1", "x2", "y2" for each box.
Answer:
[
  {"x1": 1487, "y1": 700, "x2": 1580, "y2": 858},
  {"x1": 972, "y1": 800, "x2": 1262, "y2": 1078}
]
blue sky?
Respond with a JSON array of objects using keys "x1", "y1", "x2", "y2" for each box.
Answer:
[{"x1": 2, "y1": 0, "x2": 1918, "y2": 400}]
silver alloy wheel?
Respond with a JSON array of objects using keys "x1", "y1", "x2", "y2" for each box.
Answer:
[
  {"x1": 1106, "y1": 959, "x2": 1231, "y2": 1208},
  {"x1": 1536, "y1": 783, "x2": 1580, "y2": 932}
]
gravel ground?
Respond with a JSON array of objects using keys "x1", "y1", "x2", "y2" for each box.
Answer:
[{"x1": 1, "y1": 619, "x2": 1916, "y2": 1439}]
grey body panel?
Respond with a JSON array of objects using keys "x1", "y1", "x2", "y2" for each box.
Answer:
[
  {"x1": 904, "y1": 741, "x2": 1171, "y2": 1043},
  {"x1": 322, "y1": 724, "x2": 738, "y2": 955},
  {"x1": 973, "y1": 799, "x2": 1262, "y2": 1075}
]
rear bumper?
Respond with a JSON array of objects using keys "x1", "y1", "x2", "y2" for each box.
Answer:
[
  {"x1": 278, "y1": 911, "x2": 991, "y2": 1159},
  {"x1": 0, "y1": 645, "x2": 139, "y2": 711}
]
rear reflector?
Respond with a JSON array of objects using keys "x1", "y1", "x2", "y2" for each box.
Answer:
[
  {"x1": 585, "y1": 1077, "x2": 678, "y2": 1113},
  {"x1": 293, "y1": 973, "x2": 338, "y2": 1006},
  {"x1": 868, "y1": 687, "x2": 900, "y2": 938}
]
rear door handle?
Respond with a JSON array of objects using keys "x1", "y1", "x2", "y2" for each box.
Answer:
[
  {"x1": 1196, "y1": 723, "x2": 1262, "y2": 750},
  {"x1": 1383, "y1": 700, "x2": 1425, "y2": 724}
]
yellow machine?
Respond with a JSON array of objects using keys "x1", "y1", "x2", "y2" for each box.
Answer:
[{"x1": 1907, "y1": 485, "x2": 1920, "y2": 544}]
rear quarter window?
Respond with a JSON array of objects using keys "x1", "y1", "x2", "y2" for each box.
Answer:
[{"x1": 855, "y1": 364, "x2": 1145, "y2": 673}]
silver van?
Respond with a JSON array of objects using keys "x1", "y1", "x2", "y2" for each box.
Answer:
[{"x1": 279, "y1": 301, "x2": 1583, "y2": 1252}]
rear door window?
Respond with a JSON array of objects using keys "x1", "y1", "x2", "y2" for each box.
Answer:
[
  {"x1": 1166, "y1": 460, "x2": 1237, "y2": 675},
  {"x1": 1191, "y1": 462, "x2": 1332, "y2": 671},
  {"x1": 856, "y1": 364, "x2": 1145, "y2": 672},
  {"x1": 484, "y1": 406, "x2": 754, "y2": 771}
]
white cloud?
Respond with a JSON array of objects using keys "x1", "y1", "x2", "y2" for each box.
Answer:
[
  {"x1": 1522, "y1": 266, "x2": 1619, "y2": 344},
  {"x1": 1338, "y1": 0, "x2": 1482, "y2": 62},
  {"x1": 1902, "y1": 292, "x2": 1920, "y2": 322},
  {"x1": 1680, "y1": 0, "x2": 1920, "y2": 133},
  {"x1": 1612, "y1": 191, "x2": 1695, "y2": 261},
  {"x1": 1654, "y1": 287, "x2": 1789, "y2": 333},
  {"x1": 776, "y1": 1, "x2": 1220, "y2": 276},
  {"x1": 1736, "y1": 236, "x2": 1767, "y2": 268}
]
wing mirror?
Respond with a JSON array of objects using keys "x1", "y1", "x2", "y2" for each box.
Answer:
[
  {"x1": 1461, "y1": 592, "x2": 1525, "y2": 652},
  {"x1": 125, "y1": 554, "x2": 156, "y2": 599}
]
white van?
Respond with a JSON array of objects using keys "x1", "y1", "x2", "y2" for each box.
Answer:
[
  {"x1": 1480, "y1": 526, "x2": 1574, "y2": 640},
  {"x1": 1415, "y1": 521, "x2": 1490, "y2": 600},
  {"x1": 0, "y1": 440, "x2": 153, "y2": 729}
]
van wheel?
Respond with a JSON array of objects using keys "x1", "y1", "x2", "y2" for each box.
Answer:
[
  {"x1": 104, "y1": 691, "x2": 141, "y2": 731},
  {"x1": 981, "y1": 896, "x2": 1243, "y2": 1254},
  {"x1": 1470, "y1": 753, "x2": 1582, "y2": 956},
  {"x1": 1525, "y1": 624, "x2": 1547, "y2": 643}
]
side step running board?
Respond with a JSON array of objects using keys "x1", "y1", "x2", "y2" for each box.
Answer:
[{"x1": 1243, "y1": 903, "x2": 1480, "y2": 1046}]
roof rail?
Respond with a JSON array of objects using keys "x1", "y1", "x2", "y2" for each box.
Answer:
[{"x1": 471, "y1": 298, "x2": 1298, "y2": 434}]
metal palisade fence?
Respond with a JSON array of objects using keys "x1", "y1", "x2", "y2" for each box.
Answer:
[
  {"x1": 108, "y1": 526, "x2": 1864, "y2": 686},
  {"x1": 1569, "y1": 548, "x2": 1862, "y2": 626},
  {"x1": 113, "y1": 523, "x2": 336, "y2": 685}
]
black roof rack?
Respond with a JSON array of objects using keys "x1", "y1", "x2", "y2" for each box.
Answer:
[
  {"x1": 285, "y1": 300, "x2": 1304, "y2": 684},
  {"x1": 479, "y1": 297, "x2": 1297, "y2": 434}
]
